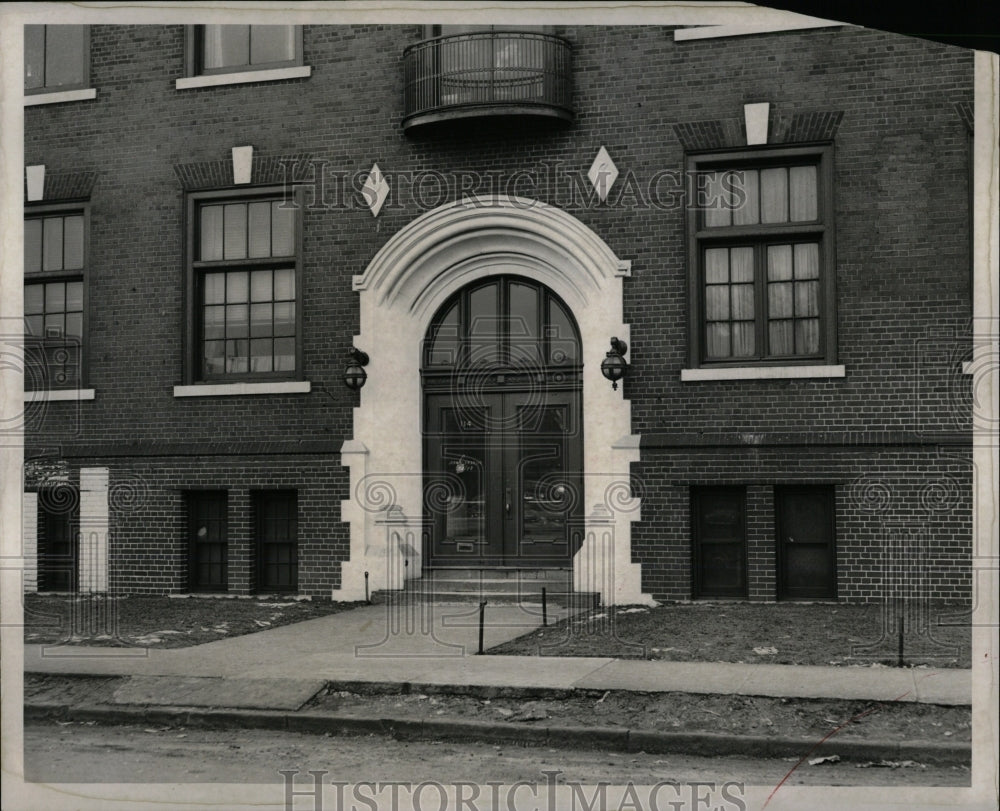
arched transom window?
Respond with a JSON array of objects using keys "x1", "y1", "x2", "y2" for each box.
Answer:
[{"x1": 422, "y1": 276, "x2": 580, "y2": 373}]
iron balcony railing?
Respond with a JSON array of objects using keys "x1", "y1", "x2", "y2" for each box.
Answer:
[{"x1": 403, "y1": 31, "x2": 573, "y2": 130}]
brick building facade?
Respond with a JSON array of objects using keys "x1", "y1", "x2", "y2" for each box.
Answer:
[{"x1": 19, "y1": 14, "x2": 978, "y2": 604}]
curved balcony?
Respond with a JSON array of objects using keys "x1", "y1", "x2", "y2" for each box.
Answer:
[{"x1": 403, "y1": 31, "x2": 573, "y2": 132}]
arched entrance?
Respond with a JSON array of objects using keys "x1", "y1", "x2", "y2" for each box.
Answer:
[
  {"x1": 336, "y1": 196, "x2": 652, "y2": 606},
  {"x1": 422, "y1": 275, "x2": 583, "y2": 566}
]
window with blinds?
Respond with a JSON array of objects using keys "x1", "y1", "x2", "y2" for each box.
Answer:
[{"x1": 687, "y1": 146, "x2": 836, "y2": 367}]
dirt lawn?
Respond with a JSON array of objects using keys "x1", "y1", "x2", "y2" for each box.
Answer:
[
  {"x1": 488, "y1": 603, "x2": 972, "y2": 668},
  {"x1": 22, "y1": 594, "x2": 364, "y2": 648}
]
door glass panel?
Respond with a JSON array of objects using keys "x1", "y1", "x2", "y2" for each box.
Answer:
[
  {"x1": 468, "y1": 283, "x2": 499, "y2": 364},
  {"x1": 436, "y1": 408, "x2": 488, "y2": 552},
  {"x1": 428, "y1": 300, "x2": 460, "y2": 365},
  {"x1": 517, "y1": 405, "x2": 573, "y2": 559},
  {"x1": 508, "y1": 282, "x2": 539, "y2": 365},
  {"x1": 547, "y1": 297, "x2": 577, "y2": 364}
]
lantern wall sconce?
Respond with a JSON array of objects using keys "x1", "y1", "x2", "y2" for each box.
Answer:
[
  {"x1": 343, "y1": 347, "x2": 370, "y2": 391},
  {"x1": 600, "y1": 337, "x2": 629, "y2": 390}
]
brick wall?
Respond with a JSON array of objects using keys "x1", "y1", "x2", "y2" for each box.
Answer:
[
  {"x1": 632, "y1": 446, "x2": 973, "y2": 602},
  {"x1": 75, "y1": 456, "x2": 350, "y2": 596},
  {"x1": 23, "y1": 24, "x2": 975, "y2": 601}
]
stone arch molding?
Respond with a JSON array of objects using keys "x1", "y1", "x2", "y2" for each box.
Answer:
[{"x1": 336, "y1": 196, "x2": 653, "y2": 606}]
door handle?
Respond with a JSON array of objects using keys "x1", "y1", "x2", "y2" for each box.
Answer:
[{"x1": 505, "y1": 488, "x2": 512, "y2": 518}]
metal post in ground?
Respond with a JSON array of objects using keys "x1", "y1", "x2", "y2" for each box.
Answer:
[
  {"x1": 897, "y1": 596, "x2": 905, "y2": 668},
  {"x1": 364, "y1": 571, "x2": 370, "y2": 605},
  {"x1": 542, "y1": 587, "x2": 548, "y2": 627},
  {"x1": 478, "y1": 600, "x2": 488, "y2": 655}
]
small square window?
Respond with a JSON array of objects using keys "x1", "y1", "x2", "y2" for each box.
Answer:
[{"x1": 24, "y1": 25, "x2": 89, "y2": 94}]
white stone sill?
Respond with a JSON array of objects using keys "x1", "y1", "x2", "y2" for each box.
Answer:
[
  {"x1": 680, "y1": 365, "x2": 846, "y2": 382},
  {"x1": 24, "y1": 88, "x2": 97, "y2": 106},
  {"x1": 173, "y1": 381, "x2": 311, "y2": 397},
  {"x1": 175, "y1": 65, "x2": 311, "y2": 90},
  {"x1": 674, "y1": 21, "x2": 843, "y2": 41},
  {"x1": 24, "y1": 388, "x2": 96, "y2": 402}
]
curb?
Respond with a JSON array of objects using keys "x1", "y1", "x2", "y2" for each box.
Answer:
[{"x1": 24, "y1": 702, "x2": 971, "y2": 765}]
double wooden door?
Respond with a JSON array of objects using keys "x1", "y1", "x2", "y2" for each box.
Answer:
[{"x1": 425, "y1": 389, "x2": 582, "y2": 566}]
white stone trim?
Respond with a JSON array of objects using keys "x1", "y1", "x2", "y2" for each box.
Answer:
[
  {"x1": 173, "y1": 381, "x2": 310, "y2": 397},
  {"x1": 335, "y1": 440, "x2": 371, "y2": 601},
  {"x1": 24, "y1": 388, "x2": 96, "y2": 402},
  {"x1": 681, "y1": 365, "x2": 846, "y2": 382},
  {"x1": 744, "y1": 102, "x2": 770, "y2": 145},
  {"x1": 674, "y1": 20, "x2": 844, "y2": 41},
  {"x1": 232, "y1": 145, "x2": 253, "y2": 185},
  {"x1": 341, "y1": 195, "x2": 651, "y2": 606},
  {"x1": 23, "y1": 492, "x2": 38, "y2": 594},
  {"x1": 26, "y1": 165, "x2": 45, "y2": 201},
  {"x1": 175, "y1": 65, "x2": 311, "y2": 90},
  {"x1": 25, "y1": 88, "x2": 97, "y2": 106},
  {"x1": 79, "y1": 468, "x2": 109, "y2": 593}
]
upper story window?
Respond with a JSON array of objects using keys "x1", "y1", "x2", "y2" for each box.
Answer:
[
  {"x1": 686, "y1": 146, "x2": 836, "y2": 367},
  {"x1": 192, "y1": 25, "x2": 302, "y2": 75},
  {"x1": 186, "y1": 188, "x2": 302, "y2": 382},
  {"x1": 24, "y1": 25, "x2": 89, "y2": 95},
  {"x1": 177, "y1": 25, "x2": 309, "y2": 90},
  {"x1": 24, "y1": 205, "x2": 88, "y2": 390}
]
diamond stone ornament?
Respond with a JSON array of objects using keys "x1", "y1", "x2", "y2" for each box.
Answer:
[
  {"x1": 362, "y1": 163, "x2": 390, "y2": 217},
  {"x1": 587, "y1": 146, "x2": 619, "y2": 202}
]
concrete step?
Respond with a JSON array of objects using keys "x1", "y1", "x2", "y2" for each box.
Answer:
[
  {"x1": 396, "y1": 567, "x2": 594, "y2": 607},
  {"x1": 407, "y1": 579, "x2": 568, "y2": 594},
  {"x1": 387, "y1": 589, "x2": 599, "y2": 608},
  {"x1": 421, "y1": 568, "x2": 573, "y2": 582}
]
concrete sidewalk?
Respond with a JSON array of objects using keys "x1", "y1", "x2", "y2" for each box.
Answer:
[{"x1": 22, "y1": 602, "x2": 972, "y2": 707}]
